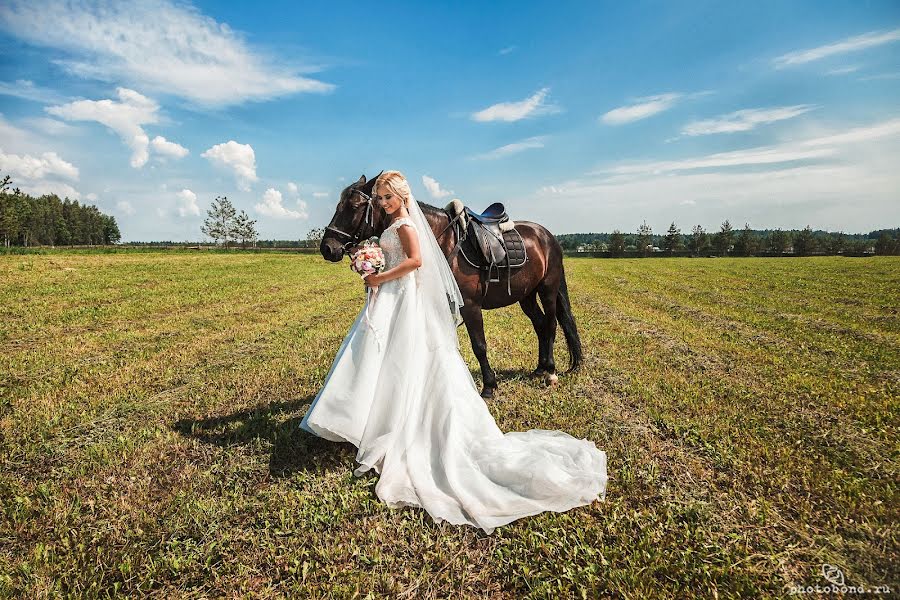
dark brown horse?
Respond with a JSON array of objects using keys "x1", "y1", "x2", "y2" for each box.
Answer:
[{"x1": 320, "y1": 174, "x2": 583, "y2": 398}]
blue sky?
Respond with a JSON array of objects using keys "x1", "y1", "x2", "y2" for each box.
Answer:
[{"x1": 1, "y1": 0, "x2": 898, "y2": 241}]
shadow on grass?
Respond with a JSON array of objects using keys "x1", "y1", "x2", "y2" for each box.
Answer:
[{"x1": 171, "y1": 394, "x2": 358, "y2": 478}]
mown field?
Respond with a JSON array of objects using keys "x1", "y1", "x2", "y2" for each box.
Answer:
[{"x1": 1, "y1": 252, "x2": 897, "y2": 598}]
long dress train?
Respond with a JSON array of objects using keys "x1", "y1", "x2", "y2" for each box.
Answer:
[{"x1": 300, "y1": 216, "x2": 608, "y2": 534}]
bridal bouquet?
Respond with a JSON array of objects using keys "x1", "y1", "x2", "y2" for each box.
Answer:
[{"x1": 349, "y1": 237, "x2": 385, "y2": 280}]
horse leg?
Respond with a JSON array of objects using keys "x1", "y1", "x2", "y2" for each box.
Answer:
[
  {"x1": 519, "y1": 291, "x2": 549, "y2": 377},
  {"x1": 536, "y1": 282, "x2": 560, "y2": 384},
  {"x1": 461, "y1": 303, "x2": 498, "y2": 399}
]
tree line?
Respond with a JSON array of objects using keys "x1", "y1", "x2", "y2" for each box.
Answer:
[
  {"x1": 557, "y1": 220, "x2": 900, "y2": 256},
  {"x1": 0, "y1": 175, "x2": 121, "y2": 247}
]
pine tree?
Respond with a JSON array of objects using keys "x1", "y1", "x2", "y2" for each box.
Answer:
[
  {"x1": 793, "y1": 225, "x2": 816, "y2": 256},
  {"x1": 733, "y1": 223, "x2": 758, "y2": 256},
  {"x1": 713, "y1": 220, "x2": 734, "y2": 255},
  {"x1": 609, "y1": 230, "x2": 626, "y2": 257},
  {"x1": 637, "y1": 220, "x2": 653, "y2": 256},
  {"x1": 690, "y1": 225, "x2": 708, "y2": 256},
  {"x1": 201, "y1": 196, "x2": 237, "y2": 248},
  {"x1": 768, "y1": 228, "x2": 790, "y2": 253},
  {"x1": 233, "y1": 210, "x2": 258, "y2": 248},
  {"x1": 662, "y1": 222, "x2": 682, "y2": 253}
]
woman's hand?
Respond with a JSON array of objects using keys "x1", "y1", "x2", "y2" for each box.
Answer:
[{"x1": 363, "y1": 272, "x2": 381, "y2": 288}]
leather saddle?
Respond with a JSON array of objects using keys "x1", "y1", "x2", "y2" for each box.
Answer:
[{"x1": 445, "y1": 199, "x2": 527, "y2": 295}]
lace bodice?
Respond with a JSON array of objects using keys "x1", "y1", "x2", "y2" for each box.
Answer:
[{"x1": 379, "y1": 217, "x2": 417, "y2": 270}]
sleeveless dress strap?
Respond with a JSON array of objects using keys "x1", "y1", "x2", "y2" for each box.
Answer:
[{"x1": 390, "y1": 216, "x2": 415, "y2": 230}]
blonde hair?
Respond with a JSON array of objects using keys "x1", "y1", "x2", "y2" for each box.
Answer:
[{"x1": 374, "y1": 170, "x2": 411, "y2": 208}]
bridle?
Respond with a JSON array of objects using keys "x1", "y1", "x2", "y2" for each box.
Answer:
[{"x1": 325, "y1": 186, "x2": 378, "y2": 250}]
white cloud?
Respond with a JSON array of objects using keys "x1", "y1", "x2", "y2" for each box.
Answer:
[
  {"x1": 600, "y1": 93, "x2": 681, "y2": 125},
  {"x1": 774, "y1": 28, "x2": 900, "y2": 68},
  {"x1": 47, "y1": 87, "x2": 158, "y2": 168},
  {"x1": 680, "y1": 105, "x2": 816, "y2": 136},
  {"x1": 826, "y1": 65, "x2": 860, "y2": 75},
  {"x1": 115, "y1": 200, "x2": 135, "y2": 215},
  {"x1": 312, "y1": 191, "x2": 329, "y2": 198},
  {"x1": 499, "y1": 45, "x2": 517, "y2": 55},
  {"x1": 471, "y1": 88, "x2": 560, "y2": 122},
  {"x1": 151, "y1": 136, "x2": 189, "y2": 159},
  {"x1": 858, "y1": 72, "x2": 900, "y2": 81},
  {"x1": 0, "y1": 0, "x2": 335, "y2": 107},
  {"x1": 534, "y1": 117, "x2": 900, "y2": 233},
  {"x1": 85, "y1": 192, "x2": 98, "y2": 201},
  {"x1": 0, "y1": 79, "x2": 66, "y2": 104},
  {"x1": 22, "y1": 117, "x2": 77, "y2": 135},
  {"x1": 201, "y1": 141, "x2": 258, "y2": 191},
  {"x1": 287, "y1": 181, "x2": 299, "y2": 194},
  {"x1": 176, "y1": 189, "x2": 200, "y2": 217},
  {"x1": 422, "y1": 175, "x2": 453, "y2": 199},
  {"x1": 255, "y1": 188, "x2": 307, "y2": 219},
  {"x1": 472, "y1": 136, "x2": 546, "y2": 160},
  {"x1": 0, "y1": 147, "x2": 79, "y2": 181}
]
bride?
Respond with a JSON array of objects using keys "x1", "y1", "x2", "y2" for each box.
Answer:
[{"x1": 299, "y1": 170, "x2": 608, "y2": 535}]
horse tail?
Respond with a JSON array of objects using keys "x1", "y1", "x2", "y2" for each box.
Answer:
[{"x1": 556, "y1": 266, "x2": 583, "y2": 372}]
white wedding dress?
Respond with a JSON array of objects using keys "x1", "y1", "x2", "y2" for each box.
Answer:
[{"x1": 300, "y1": 215, "x2": 608, "y2": 534}]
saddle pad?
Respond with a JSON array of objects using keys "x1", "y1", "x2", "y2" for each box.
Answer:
[
  {"x1": 501, "y1": 228, "x2": 527, "y2": 267},
  {"x1": 460, "y1": 225, "x2": 527, "y2": 269}
]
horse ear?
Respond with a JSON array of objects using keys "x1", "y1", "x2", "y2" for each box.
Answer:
[{"x1": 357, "y1": 174, "x2": 366, "y2": 185}]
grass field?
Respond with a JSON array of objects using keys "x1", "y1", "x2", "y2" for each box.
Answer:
[{"x1": 1, "y1": 252, "x2": 897, "y2": 598}]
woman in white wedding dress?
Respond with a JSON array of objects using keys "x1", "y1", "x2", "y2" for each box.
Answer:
[{"x1": 300, "y1": 171, "x2": 607, "y2": 535}]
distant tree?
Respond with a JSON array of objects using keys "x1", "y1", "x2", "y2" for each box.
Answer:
[
  {"x1": 690, "y1": 225, "x2": 708, "y2": 256},
  {"x1": 101, "y1": 214, "x2": 121, "y2": 244},
  {"x1": 201, "y1": 196, "x2": 237, "y2": 248},
  {"x1": 233, "y1": 210, "x2": 258, "y2": 249},
  {"x1": 793, "y1": 225, "x2": 817, "y2": 256},
  {"x1": 767, "y1": 228, "x2": 791, "y2": 253},
  {"x1": 662, "y1": 222, "x2": 682, "y2": 253},
  {"x1": 609, "y1": 229, "x2": 626, "y2": 257},
  {"x1": 636, "y1": 220, "x2": 653, "y2": 256},
  {"x1": 306, "y1": 227, "x2": 325, "y2": 248},
  {"x1": 875, "y1": 232, "x2": 898, "y2": 255},
  {"x1": 733, "y1": 223, "x2": 757, "y2": 256},
  {"x1": 713, "y1": 220, "x2": 734, "y2": 255},
  {"x1": 824, "y1": 231, "x2": 846, "y2": 254}
]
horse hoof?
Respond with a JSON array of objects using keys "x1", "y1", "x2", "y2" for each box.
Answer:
[
  {"x1": 544, "y1": 373, "x2": 559, "y2": 385},
  {"x1": 481, "y1": 387, "x2": 495, "y2": 399}
]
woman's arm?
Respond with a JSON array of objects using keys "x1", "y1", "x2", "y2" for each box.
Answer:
[{"x1": 365, "y1": 224, "x2": 422, "y2": 286}]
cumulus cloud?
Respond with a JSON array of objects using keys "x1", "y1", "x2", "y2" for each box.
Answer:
[
  {"x1": 255, "y1": 188, "x2": 307, "y2": 219},
  {"x1": 21, "y1": 117, "x2": 76, "y2": 135},
  {"x1": 0, "y1": 0, "x2": 335, "y2": 107},
  {"x1": 47, "y1": 87, "x2": 160, "y2": 167},
  {"x1": 176, "y1": 189, "x2": 200, "y2": 217},
  {"x1": 680, "y1": 105, "x2": 817, "y2": 136},
  {"x1": 533, "y1": 117, "x2": 900, "y2": 233},
  {"x1": 471, "y1": 88, "x2": 560, "y2": 122},
  {"x1": 201, "y1": 141, "x2": 258, "y2": 191},
  {"x1": 286, "y1": 181, "x2": 298, "y2": 194},
  {"x1": 774, "y1": 28, "x2": 900, "y2": 68},
  {"x1": 472, "y1": 136, "x2": 546, "y2": 160},
  {"x1": 151, "y1": 136, "x2": 189, "y2": 159},
  {"x1": 115, "y1": 200, "x2": 135, "y2": 215},
  {"x1": 0, "y1": 147, "x2": 79, "y2": 181},
  {"x1": 600, "y1": 93, "x2": 682, "y2": 125},
  {"x1": 422, "y1": 175, "x2": 453, "y2": 199}
]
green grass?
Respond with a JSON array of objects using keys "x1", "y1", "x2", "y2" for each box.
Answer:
[{"x1": 1, "y1": 253, "x2": 897, "y2": 598}]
